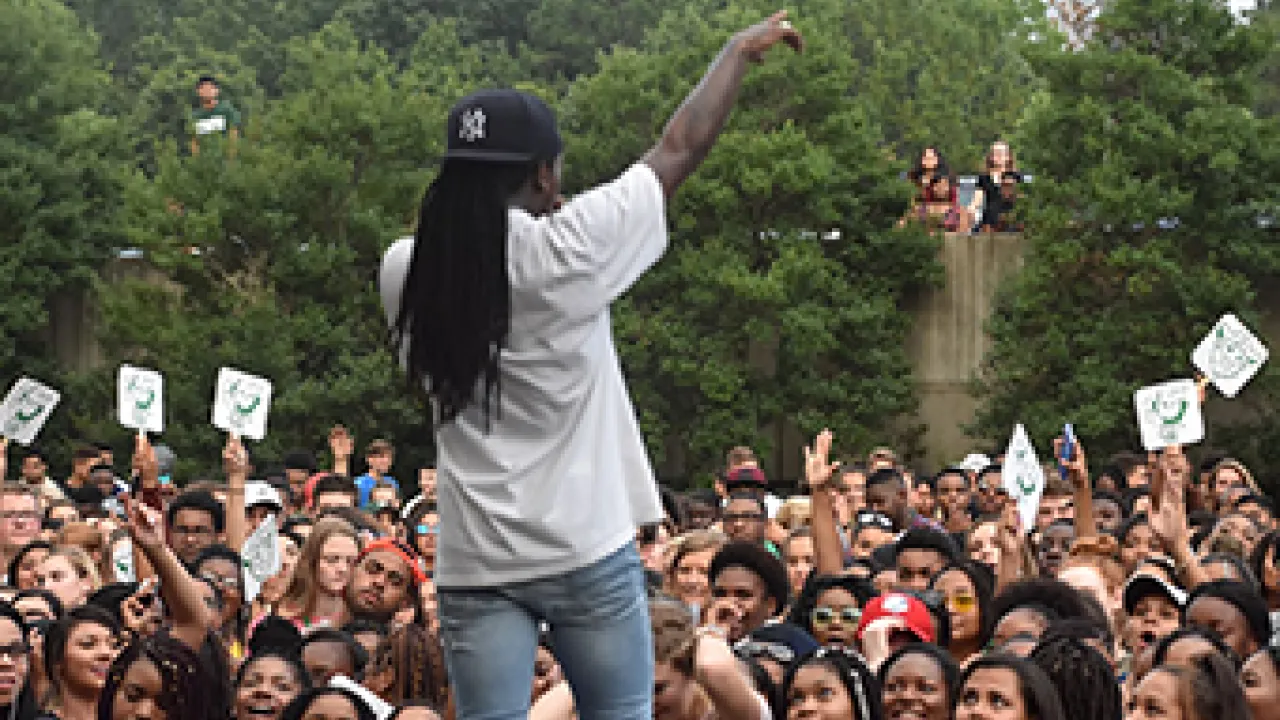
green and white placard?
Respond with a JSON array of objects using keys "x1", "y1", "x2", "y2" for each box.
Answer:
[
  {"x1": 118, "y1": 365, "x2": 165, "y2": 433},
  {"x1": 0, "y1": 377, "x2": 61, "y2": 446},
  {"x1": 240, "y1": 514, "x2": 280, "y2": 603},
  {"x1": 1134, "y1": 378, "x2": 1204, "y2": 451},
  {"x1": 1002, "y1": 423, "x2": 1045, "y2": 531},
  {"x1": 211, "y1": 367, "x2": 273, "y2": 440},
  {"x1": 1192, "y1": 313, "x2": 1268, "y2": 399}
]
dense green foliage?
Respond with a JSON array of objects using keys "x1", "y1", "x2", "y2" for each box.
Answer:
[
  {"x1": 973, "y1": 0, "x2": 1280, "y2": 480},
  {"x1": 7, "y1": 0, "x2": 1277, "y2": 483}
]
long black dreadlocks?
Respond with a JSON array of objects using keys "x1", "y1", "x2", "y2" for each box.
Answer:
[{"x1": 393, "y1": 157, "x2": 546, "y2": 427}]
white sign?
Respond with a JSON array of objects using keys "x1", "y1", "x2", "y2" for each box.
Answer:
[
  {"x1": 113, "y1": 538, "x2": 136, "y2": 583},
  {"x1": 1192, "y1": 313, "x2": 1268, "y2": 398},
  {"x1": 211, "y1": 367, "x2": 273, "y2": 440},
  {"x1": 117, "y1": 365, "x2": 164, "y2": 433},
  {"x1": 240, "y1": 514, "x2": 281, "y2": 603},
  {"x1": 1134, "y1": 378, "x2": 1205, "y2": 451},
  {"x1": 0, "y1": 378, "x2": 61, "y2": 446},
  {"x1": 1002, "y1": 424, "x2": 1045, "y2": 531}
]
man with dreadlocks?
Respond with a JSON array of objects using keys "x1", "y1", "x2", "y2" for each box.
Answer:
[{"x1": 379, "y1": 11, "x2": 802, "y2": 720}]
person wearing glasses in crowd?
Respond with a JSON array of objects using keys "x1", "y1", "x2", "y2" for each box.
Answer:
[{"x1": 0, "y1": 488, "x2": 42, "y2": 584}]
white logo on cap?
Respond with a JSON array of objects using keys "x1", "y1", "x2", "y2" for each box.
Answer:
[
  {"x1": 459, "y1": 108, "x2": 486, "y2": 142},
  {"x1": 883, "y1": 594, "x2": 911, "y2": 614}
]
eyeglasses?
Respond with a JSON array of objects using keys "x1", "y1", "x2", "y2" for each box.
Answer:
[
  {"x1": 0, "y1": 643, "x2": 29, "y2": 661},
  {"x1": 734, "y1": 640, "x2": 795, "y2": 665},
  {"x1": 723, "y1": 513, "x2": 765, "y2": 523},
  {"x1": 811, "y1": 606, "x2": 862, "y2": 627},
  {"x1": 201, "y1": 573, "x2": 241, "y2": 591},
  {"x1": 947, "y1": 593, "x2": 977, "y2": 614},
  {"x1": 416, "y1": 524, "x2": 438, "y2": 535}
]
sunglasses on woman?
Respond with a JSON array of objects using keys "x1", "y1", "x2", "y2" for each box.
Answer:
[
  {"x1": 811, "y1": 606, "x2": 861, "y2": 627},
  {"x1": 946, "y1": 593, "x2": 977, "y2": 614}
]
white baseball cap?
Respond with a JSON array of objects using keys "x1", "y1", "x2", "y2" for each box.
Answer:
[
  {"x1": 245, "y1": 481, "x2": 283, "y2": 510},
  {"x1": 959, "y1": 454, "x2": 993, "y2": 474}
]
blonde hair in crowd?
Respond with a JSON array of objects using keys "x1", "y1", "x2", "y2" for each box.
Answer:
[{"x1": 46, "y1": 545, "x2": 102, "y2": 592}]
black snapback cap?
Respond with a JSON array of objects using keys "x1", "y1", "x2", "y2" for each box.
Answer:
[{"x1": 446, "y1": 89, "x2": 563, "y2": 162}]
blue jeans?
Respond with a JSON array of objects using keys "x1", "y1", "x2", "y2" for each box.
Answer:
[{"x1": 438, "y1": 543, "x2": 654, "y2": 720}]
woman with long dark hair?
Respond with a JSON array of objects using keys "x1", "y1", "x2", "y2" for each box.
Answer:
[
  {"x1": 0, "y1": 602, "x2": 37, "y2": 720},
  {"x1": 378, "y1": 13, "x2": 801, "y2": 720},
  {"x1": 96, "y1": 635, "x2": 216, "y2": 720},
  {"x1": 38, "y1": 606, "x2": 120, "y2": 720}
]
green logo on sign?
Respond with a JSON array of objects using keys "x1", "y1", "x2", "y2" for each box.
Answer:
[
  {"x1": 129, "y1": 378, "x2": 156, "y2": 411},
  {"x1": 14, "y1": 390, "x2": 44, "y2": 423},
  {"x1": 1152, "y1": 399, "x2": 1188, "y2": 426},
  {"x1": 231, "y1": 381, "x2": 261, "y2": 417}
]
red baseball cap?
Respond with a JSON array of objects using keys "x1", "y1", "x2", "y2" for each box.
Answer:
[
  {"x1": 855, "y1": 593, "x2": 935, "y2": 644},
  {"x1": 725, "y1": 467, "x2": 768, "y2": 487}
]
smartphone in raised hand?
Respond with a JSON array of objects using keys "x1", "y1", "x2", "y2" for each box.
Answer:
[{"x1": 1057, "y1": 423, "x2": 1076, "y2": 481}]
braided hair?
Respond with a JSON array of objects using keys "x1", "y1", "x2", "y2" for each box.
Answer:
[
  {"x1": 366, "y1": 623, "x2": 448, "y2": 707},
  {"x1": 781, "y1": 647, "x2": 882, "y2": 720},
  {"x1": 1029, "y1": 636, "x2": 1123, "y2": 720},
  {"x1": 392, "y1": 158, "x2": 549, "y2": 427},
  {"x1": 97, "y1": 635, "x2": 217, "y2": 720}
]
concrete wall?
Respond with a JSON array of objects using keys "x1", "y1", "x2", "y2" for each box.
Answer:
[{"x1": 905, "y1": 233, "x2": 1028, "y2": 469}]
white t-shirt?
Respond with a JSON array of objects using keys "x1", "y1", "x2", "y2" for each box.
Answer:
[{"x1": 379, "y1": 163, "x2": 668, "y2": 587}]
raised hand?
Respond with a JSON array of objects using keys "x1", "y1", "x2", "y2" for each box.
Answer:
[
  {"x1": 1052, "y1": 434, "x2": 1089, "y2": 488},
  {"x1": 123, "y1": 492, "x2": 166, "y2": 553},
  {"x1": 996, "y1": 502, "x2": 1022, "y2": 556},
  {"x1": 132, "y1": 431, "x2": 160, "y2": 489},
  {"x1": 738, "y1": 10, "x2": 804, "y2": 63},
  {"x1": 803, "y1": 429, "x2": 839, "y2": 492},
  {"x1": 222, "y1": 433, "x2": 250, "y2": 478}
]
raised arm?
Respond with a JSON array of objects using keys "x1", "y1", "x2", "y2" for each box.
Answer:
[
  {"x1": 123, "y1": 494, "x2": 215, "y2": 651},
  {"x1": 643, "y1": 10, "x2": 802, "y2": 199},
  {"x1": 223, "y1": 434, "x2": 248, "y2": 551},
  {"x1": 1057, "y1": 436, "x2": 1096, "y2": 540},
  {"x1": 805, "y1": 430, "x2": 846, "y2": 576}
]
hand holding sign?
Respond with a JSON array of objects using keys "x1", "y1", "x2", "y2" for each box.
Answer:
[
  {"x1": 1192, "y1": 313, "x2": 1268, "y2": 398},
  {"x1": 222, "y1": 433, "x2": 250, "y2": 477},
  {"x1": 117, "y1": 365, "x2": 164, "y2": 433},
  {"x1": 1133, "y1": 379, "x2": 1204, "y2": 451},
  {"x1": 211, "y1": 368, "x2": 273, "y2": 440},
  {"x1": 0, "y1": 378, "x2": 60, "y2": 446}
]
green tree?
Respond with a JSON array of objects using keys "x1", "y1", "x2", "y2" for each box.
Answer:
[
  {"x1": 0, "y1": 0, "x2": 140, "y2": 466},
  {"x1": 972, "y1": 0, "x2": 1280, "y2": 476},
  {"x1": 81, "y1": 23, "x2": 521, "y2": 480},
  {"x1": 834, "y1": 0, "x2": 1044, "y2": 171},
  {"x1": 563, "y1": 0, "x2": 943, "y2": 481}
]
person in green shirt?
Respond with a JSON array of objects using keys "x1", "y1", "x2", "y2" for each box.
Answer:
[{"x1": 191, "y1": 75, "x2": 241, "y2": 155}]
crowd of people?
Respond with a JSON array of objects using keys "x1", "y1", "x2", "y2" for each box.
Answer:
[
  {"x1": 9, "y1": 8, "x2": 1270, "y2": 720},
  {"x1": 902, "y1": 141, "x2": 1025, "y2": 234},
  {"x1": 0, "y1": 423, "x2": 1275, "y2": 720}
]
